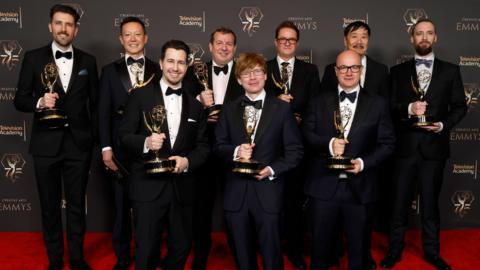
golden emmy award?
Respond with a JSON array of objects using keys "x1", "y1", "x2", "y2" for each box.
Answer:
[
  {"x1": 270, "y1": 70, "x2": 290, "y2": 95},
  {"x1": 410, "y1": 72, "x2": 434, "y2": 127},
  {"x1": 35, "y1": 63, "x2": 67, "y2": 129},
  {"x1": 232, "y1": 106, "x2": 261, "y2": 174},
  {"x1": 326, "y1": 107, "x2": 354, "y2": 170},
  {"x1": 193, "y1": 61, "x2": 222, "y2": 117},
  {"x1": 127, "y1": 62, "x2": 155, "y2": 93},
  {"x1": 143, "y1": 105, "x2": 175, "y2": 174}
]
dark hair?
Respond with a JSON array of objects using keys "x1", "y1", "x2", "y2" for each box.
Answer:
[
  {"x1": 120, "y1": 16, "x2": 146, "y2": 34},
  {"x1": 275, "y1": 21, "x2": 300, "y2": 40},
  {"x1": 344, "y1": 21, "x2": 371, "y2": 37},
  {"x1": 50, "y1": 4, "x2": 79, "y2": 24},
  {"x1": 235, "y1": 53, "x2": 267, "y2": 79},
  {"x1": 410, "y1": 18, "x2": 436, "y2": 36},
  {"x1": 160, "y1": 40, "x2": 190, "y2": 61},
  {"x1": 210, "y1": 27, "x2": 237, "y2": 45}
]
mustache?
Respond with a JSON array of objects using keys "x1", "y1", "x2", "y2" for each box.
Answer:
[{"x1": 352, "y1": 44, "x2": 365, "y2": 49}]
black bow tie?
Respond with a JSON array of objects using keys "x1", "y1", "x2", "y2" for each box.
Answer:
[
  {"x1": 241, "y1": 96, "x2": 262, "y2": 110},
  {"x1": 165, "y1": 87, "x2": 183, "y2": 96},
  {"x1": 213, "y1": 65, "x2": 228, "y2": 75},
  {"x1": 415, "y1": 58, "x2": 433, "y2": 68},
  {"x1": 55, "y1": 50, "x2": 72, "y2": 59},
  {"x1": 127, "y1": 57, "x2": 145, "y2": 66},
  {"x1": 339, "y1": 91, "x2": 357, "y2": 103}
]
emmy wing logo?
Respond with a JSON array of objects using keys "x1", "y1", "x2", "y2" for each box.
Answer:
[
  {"x1": 186, "y1": 43, "x2": 205, "y2": 66},
  {"x1": 1, "y1": 153, "x2": 25, "y2": 183},
  {"x1": 464, "y1": 83, "x2": 480, "y2": 111},
  {"x1": 451, "y1": 191, "x2": 475, "y2": 218},
  {"x1": 239, "y1": 7, "x2": 264, "y2": 37},
  {"x1": 403, "y1": 9, "x2": 428, "y2": 33},
  {"x1": 0, "y1": 40, "x2": 22, "y2": 71}
]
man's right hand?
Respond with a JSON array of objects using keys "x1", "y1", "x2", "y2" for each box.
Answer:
[
  {"x1": 278, "y1": 94, "x2": 293, "y2": 103},
  {"x1": 237, "y1": 143, "x2": 255, "y2": 160},
  {"x1": 332, "y1": 138, "x2": 347, "y2": 156},
  {"x1": 102, "y1": 150, "x2": 118, "y2": 171},
  {"x1": 146, "y1": 133, "x2": 166, "y2": 151},
  {"x1": 199, "y1": 89, "x2": 214, "y2": 107},
  {"x1": 411, "y1": 101, "x2": 427, "y2": 116},
  {"x1": 40, "y1": 92, "x2": 59, "y2": 108}
]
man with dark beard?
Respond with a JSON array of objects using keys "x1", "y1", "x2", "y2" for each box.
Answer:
[{"x1": 381, "y1": 19, "x2": 467, "y2": 270}]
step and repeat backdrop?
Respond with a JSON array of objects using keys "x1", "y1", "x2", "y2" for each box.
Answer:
[{"x1": 0, "y1": 0, "x2": 479, "y2": 231}]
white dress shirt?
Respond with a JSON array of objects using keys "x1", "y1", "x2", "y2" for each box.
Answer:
[
  {"x1": 276, "y1": 55, "x2": 295, "y2": 89},
  {"x1": 160, "y1": 79, "x2": 182, "y2": 147},
  {"x1": 125, "y1": 53, "x2": 145, "y2": 87},
  {"x1": 360, "y1": 55, "x2": 367, "y2": 87},
  {"x1": 211, "y1": 60, "x2": 233, "y2": 105},
  {"x1": 52, "y1": 41, "x2": 73, "y2": 93}
]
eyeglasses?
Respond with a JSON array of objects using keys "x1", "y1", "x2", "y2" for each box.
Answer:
[
  {"x1": 240, "y1": 68, "x2": 265, "y2": 78},
  {"x1": 335, "y1": 65, "x2": 362, "y2": 74},
  {"x1": 276, "y1": 38, "x2": 298, "y2": 45}
]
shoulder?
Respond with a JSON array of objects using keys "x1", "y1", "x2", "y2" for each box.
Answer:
[{"x1": 367, "y1": 56, "x2": 388, "y2": 71}]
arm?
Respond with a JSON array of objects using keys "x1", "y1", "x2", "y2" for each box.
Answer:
[
  {"x1": 88, "y1": 57, "x2": 100, "y2": 144},
  {"x1": 442, "y1": 65, "x2": 467, "y2": 132},
  {"x1": 118, "y1": 91, "x2": 147, "y2": 158},
  {"x1": 14, "y1": 51, "x2": 39, "y2": 112},
  {"x1": 301, "y1": 97, "x2": 335, "y2": 153},
  {"x1": 214, "y1": 106, "x2": 237, "y2": 164},
  {"x1": 183, "y1": 105, "x2": 210, "y2": 172},
  {"x1": 98, "y1": 66, "x2": 113, "y2": 149}
]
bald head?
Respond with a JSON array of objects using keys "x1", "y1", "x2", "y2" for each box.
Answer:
[{"x1": 335, "y1": 50, "x2": 363, "y2": 91}]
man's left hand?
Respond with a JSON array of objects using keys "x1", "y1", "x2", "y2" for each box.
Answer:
[
  {"x1": 169, "y1": 156, "x2": 189, "y2": 174},
  {"x1": 254, "y1": 167, "x2": 272, "y2": 181},
  {"x1": 420, "y1": 122, "x2": 442, "y2": 132},
  {"x1": 345, "y1": 159, "x2": 362, "y2": 174}
]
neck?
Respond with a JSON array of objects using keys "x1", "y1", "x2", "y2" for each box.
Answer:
[
  {"x1": 53, "y1": 40, "x2": 71, "y2": 51},
  {"x1": 341, "y1": 85, "x2": 358, "y2": 93},
  {"x1": 246, "y1": 92, "x2": 261, "y2": 100},
  {"x1": 127, "y1": 52, "x2": 144, "y2": 59},
  {"x1": 162, "y1": 77, "x2": 181, "y2": 89},
  {"x1": 278, "y1": 55, "x2": 294, "y2": 62}
]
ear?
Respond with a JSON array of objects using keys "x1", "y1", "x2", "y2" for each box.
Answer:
[
  {"x1": 343, "y1": 37, "x2": 348, "y2": 48},
  {"x1": 237, "y1": 78, "x2": 242, "y2": 86},
  {"x1": 144, "y1": 34, "x2": 149, "y2": 44},
  {"x1": 208, "y1": 42, "x2": 213, "y2": 53},
  {"x1": 48, "y1": 23, "x2": 52, "y2": 33},
  {"x1": 159, "y1": 60, "x2": 164, "y2": 71}
]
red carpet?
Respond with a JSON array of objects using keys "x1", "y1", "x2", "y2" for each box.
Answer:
[{"x1": 0, "y1": 230, "x2": 478, "y2": 269}]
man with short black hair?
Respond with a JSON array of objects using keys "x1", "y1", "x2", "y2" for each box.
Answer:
[{"x1": 14, "y1": 4, "x2": 98, "y2": 270}]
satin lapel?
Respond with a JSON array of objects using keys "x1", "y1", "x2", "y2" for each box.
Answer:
[
  {"x1": 225, "y1": 62, "x2": 238, "y2": 102},
  {"x1": 270, "y1": 59, "x2": 281, "y2": 89},
  {"x1": 408, "y1": 59, "x2": 419, "y2": 97},
  {"x1": 207, "y1": 61, "x2": 213, "y2": 89},
  {"x1": 233, "y1": 100, "x2": 248, "y2": 142},
  {"x1": 290, "y1": 58, "x2": 301, "y2": 94},
  {"x1": 65, "y1": 48, "x2": 81, "y2": 96},
  {"x1": 424, "y1": 59, "x2": 441, "y2": 101},
  {"x1": 364, "y1": 57, "x2": 372, "y2": 90},
  {"x1": 171, "y1": 95, "x2": 189, "y2": 153},
  {"x1": 325, "y1": 91, "x2": 338, "y2": 134},
  {"x1": 347, "y1": 89, "x2": 372, "y2": 139},
  {"x1": 114, "y1": 58, "x2": 133, "y2": 92},
  {"x1": 144, "y1": 60, "x2": 157, "y2": 85},
  {"x1": 253, "y1": 95, "x2": 276, "y2": 144},
  {"x1": 43, "y1": 46, "x2": 65, "y2": 98},
  {"x1": 151, "y1": 84, "x2": 172, "y2": 152}
]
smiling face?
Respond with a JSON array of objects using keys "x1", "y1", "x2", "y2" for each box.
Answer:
[
  {"x1": 209, "y1": 32, "x2": 236, "y2": 66},
  {"x1": 48, "y1": 11, "x2": 78, "y2": 49},
  {"x1": 335, "y1": 50, "x2": 362, "y2": 91},
  {"x1": 237, "y1": 64, "x2": 267, "y2": 95},
  {"x1": 274, "y1": 27, "x2": 299, "y2": 60},
  {"x1": 160, "y1": 48, "x2": 187, "y2": 87},
  {"x1": 344, "y1": 27, "x2": 369, "y2": 56},
  {"x1": 119, "y1": 21, "x2": 148, "y2": 58}
]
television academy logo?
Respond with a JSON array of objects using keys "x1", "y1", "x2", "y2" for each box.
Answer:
[
  {"x1": 396, "y1": 54, "x2": 414, "y2": 65},
  {"x1": 0, "y1": 121, "x2": 26, "y2": 141},
  {"x1": 63, "y1": 3, "x2": 84, "y2": 24},
  {"x1": 342, "y1": 14, "x2": 368, "y2": 28},
  {"x1": 239, "y1": 7, "x2": 263, "y2": 37},
  {"x1": 464, "y1": 83, "x2": 480, "y2": 111},
  {"x1": 0, "y1": 198, "x2": 32, "y2": 212},
  {"x1": 403, "y1": 9, "x2": 428, "y2": 33},
  {"x1": 296, "y1": 50, "x2": 314, "y2": 64},
  {"x1": 1, "y1": 153, "x2": 26, "y2": 183},
  {"x1": 0, "y1": 6, "x2": 23, "y2": 28},
  {"x1": 451, "y1": 191, "x2": 475, "y2": 218},
  {"x1": 114, "y1": 13, "x2": 150, "y2": 27},
  {"x1": 452, "y1": 161, "x2": 477, "y2": 179},
  {"x1": 459, "y1": 56, "x2": 480, "y2": 68},
  {"x1": 186, "y1": 43, "x2": 205, "y2": 66},
  {"x1": 0, "y1": 40, "x2": 22, "y2": 71},
  {"x1": 178, "y1": 12, "x2": 205, "y2": 32}
]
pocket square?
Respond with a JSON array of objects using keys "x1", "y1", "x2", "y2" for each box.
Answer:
[
  {"x1": 187, "y1": 118, "x2": 197, "y2": 122},
  {"x1": 78, "y1": 68, "x2": 88, "y2": 75}
]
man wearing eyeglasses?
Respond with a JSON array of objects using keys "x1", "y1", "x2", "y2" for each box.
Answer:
[
  {"x1": 381, "y1": 19, "x2": 466, "y2": 270},
  {"x1": 303, "y1": 50, "x2": 395, "y2": 270},
  {"x1": 265, "y1": 20, "x2": 321, "y2": 270},
  {"x1": 215, "y1": 53, "x2": 303, "y2": 270}
]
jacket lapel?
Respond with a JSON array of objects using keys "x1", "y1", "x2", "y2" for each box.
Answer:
[
  {"x1": 253, "y1": 94, "x2": 276, "y2": 144},
  {"x1": 326, "y1": 90, "x2": 339, "y2": 134},
  {"x1": 348, "y1": 89, "x2": 372, "y2": 139},
  {"x1": 171, "y1": 94, "x2": 189, "y2": 153},
  {"x1": 150, "y1": 84, "x2": 172, "y2": 152},
  {"x1": 233, "y1": 99, "x2": 248, "y2": 142},
  {"x1": 290, "y1": 58, "x2": 301, "y2": 94},
  {"x1": 65, "y1": 47, "x2": 81, "y2": 96},
  {"x1": 424, "y1": 58, "x2": 441, "y2": 101},
  {"x1": 43, "y1": 46, "x2": 65, "y2": 98},
  {"x1": 115, "y1": 58, "x2": 133, "y2": 92}
]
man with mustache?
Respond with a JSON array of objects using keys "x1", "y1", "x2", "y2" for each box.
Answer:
[
  {"x1": 381, "y1": 19, "x2": 467, "y2": 270},
  {"x1": 14, "y1": 4, "x2": 98, "y2": 270}
]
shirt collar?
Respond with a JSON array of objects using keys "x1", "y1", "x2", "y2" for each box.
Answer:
[
  {"x1": 337, "y1": 84, "x2": 361, "y2": 95},
  {"x1": 124, "y1": 53, "x2": 145, "y2": 61},
  {"x1": 245, "y1": 89, "x2": 266, "y2": 104},
  {"x1": 212, "y1": 60, "x2": 233, "y2": 69},
  {"x1": 276, "y1": 55, "x2": 295, "y2": 66},
  {"x1": 160, "y1": 78, "x2": 182, "y2": 93},
  {"x1": 415, "y1": 52, "x2": 435, "y2": 61},
  {"x1": 51, "y1": 41, "x2": 73, "y2": 54}
]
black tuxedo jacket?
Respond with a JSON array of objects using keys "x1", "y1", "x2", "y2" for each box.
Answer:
[
  {"x1": 98, "y1": 57, "x2": 160, "y2": 159},
  {"x1": 118, "y1": 82, "x2": 209, "y2": 203},
  {"x1": 214, "y1": 94, "x2": 304, "y2": 213},
  {"x1": 14, "y1": 44, "x2": 98, "y2": 156},
  {"x1": 184, "y1": 61, "x2": 244, "y2": 104},
  {"x1": 265, "y1": 57, "x2": 321, "y2": 118},
  {"x1": 302, "y1": 88, "x2": 395, "y2": 204},
  {"x1": 390, "y1": 58, "x2": 467, "y2": 159},
  {"x1": 321, "y1": 56, "x2": 389, "y2": 97}
]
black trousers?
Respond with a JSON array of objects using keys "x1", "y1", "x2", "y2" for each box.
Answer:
[
  {"x1": 310, "y1": 182, "x2": 374, "y2": 270},
  {"x1": 111, "y1": 178, "x2": 133, "y2": 263},
  {"x1": 225, "y1": 181, "x2": 283, "y2": 270},
  {"x1": 33, "y1": 130, "x2": 91, "y2": 268},
  {"x1": 388, "y1": 153, "x2": 446, "y2": 257},
  {"x1": 132, "y1": 182, "x2": 193, "y2": 270}
]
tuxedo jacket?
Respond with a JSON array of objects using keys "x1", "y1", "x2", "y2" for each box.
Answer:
[
  {"x1": 302, "y1": 88, "x2": 395, "y2": 204},
  {"x1": 98, "y1": 57, "x2": 160, "y2": 159},
  {"x1": 265, "y1": 57, "x2": 321, "y2": 118},
  {"x1": 118, "y1": 82, "x2": 209, "y2": 203},
  {"x1": 321, "y1": 56, "x2": 389, "y2": 97},
  {"x1": 214, "y1": 94, "x2": 304, "y2": 213},
  {"x1": 390, "y1": 58, "x2": 467, "y2": 159},
  {"x1": 14, "y1": 44, "x2": 98, "y2": 156}
]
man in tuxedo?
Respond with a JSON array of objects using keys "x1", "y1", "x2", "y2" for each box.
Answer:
[
  {"x1": 215, "y1": 52, "x2": 303, "y2": 270},
  {"x1": 264, "y1": 20, "x2": 321, "y2": 269},
  {"x1": 183, "y1": 27, "x2": 244, "y2": 270},
  {"x1": 320, "y1": 21, "x2": 390, "y2": 269},
  {"x1": 98, "y1": 16, "x2": 160, "y2": 270},
  {"x1": 303, "y1": 50, "x2": 395, "y2": 270},
  {"x1": 13, "y1": 4, "x2": 97, "y2": 270},
  {"x1": 321, "y1": 21, "x2": 389, "y2": 97},
  {"x1": 119, "y1": 40, "x2": 209, "y2": 270},
  {"x1": 380, "y1": 19, "x2": 467, "y2": 270}
]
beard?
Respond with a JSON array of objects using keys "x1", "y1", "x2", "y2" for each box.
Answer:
[{"x1": 415, "y1": 42, "x2": 433, "y2": 56}]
